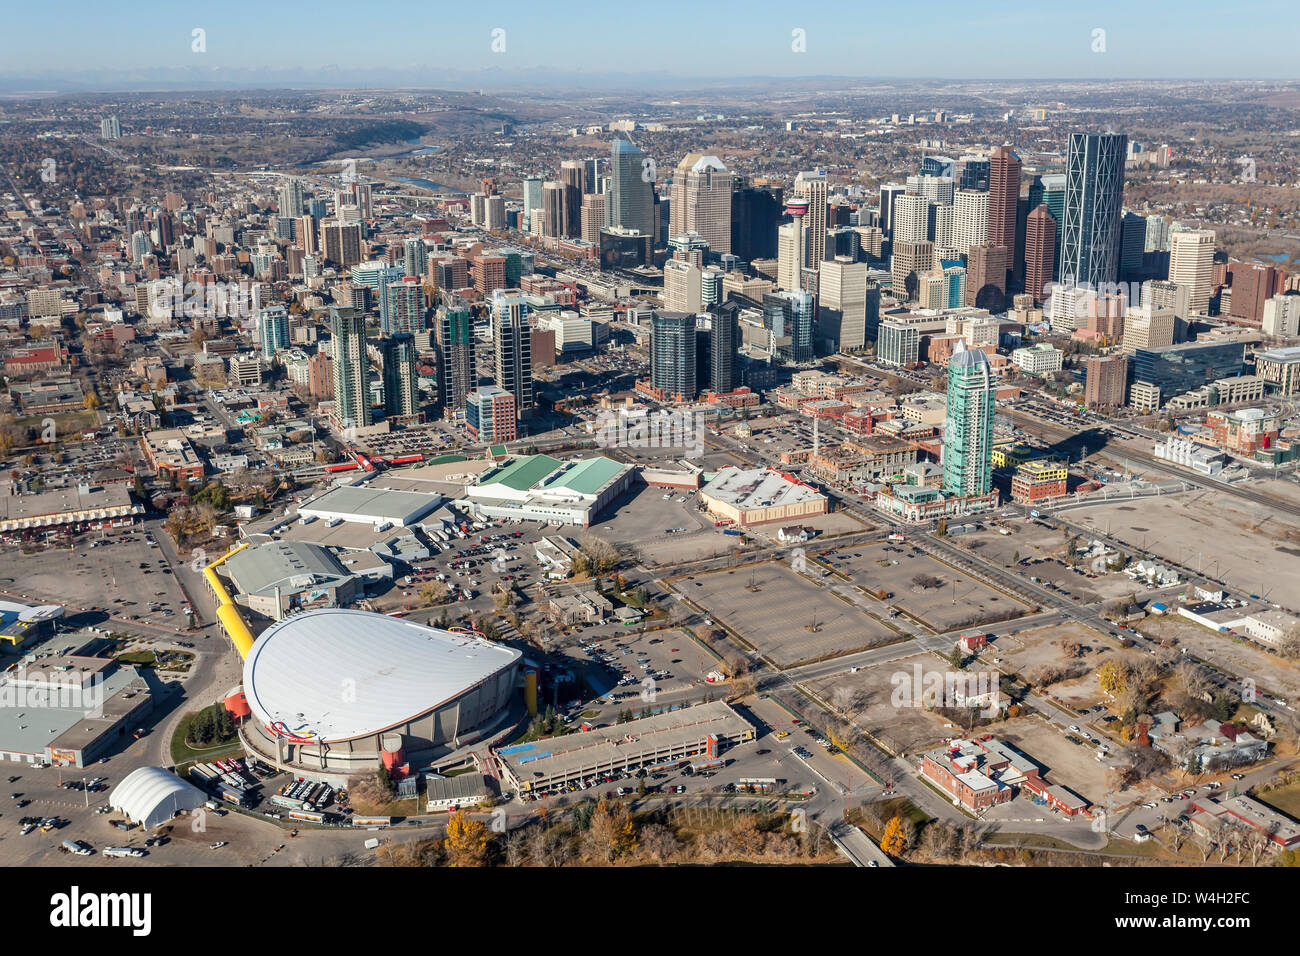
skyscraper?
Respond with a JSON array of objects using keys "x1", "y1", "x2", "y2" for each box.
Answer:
[
  {"x1": 943, "y1": 345, "x2": 995, "y2": 498},
  {"x1": 330, "y1": 306, "x2": 371, "y2": 431},
  {"x1": 893, "y1": 194, "x2": 931, "y2": 244},
  {"x1": 522, "y1": 177, "x2": 544, "y2": 233},
  {"x1": 258, "y1": 305, "x2": 289, "y2": 358},
  {"x1": 492, "y1": 290, "x2": 533, "y2": 420},
  {"x1": 650, "y1": 311, "x2": 697, "y2": 402},
  {"x1": 664, "y1": 259, "x2": 703, "y2": 313},
  {"x1": 385, "y1": 277, "x2": 426, "y2": 336},
  {"x1": 100, "y1": 115, "x2": 121, "y2": 140},
  {"x1": 381, "y1": 334, "x2": 420, "y2": 421},
  {"x1": 731, "y1": 183, "x2": 782, "y2": 261},
  {"x1": 322, "y1": 221, "x2": 363, "y2": 268},
  {"x1": 965, "y1": 244, "x2": 1010, "y2": 310},
  {"x1": 541, "y1": 181, "x2": 568, "y2": 238},
  {"x1": 669, "y1": 154, "x2": 732, "y2": 254},
  {"x1": 278, "y1": 178, "x2": 305, "y2": 218},
  {"x1": 708, "y1": 302, "x2": 739, "y2": 393},
  {"x1": 560, "y1": 161, "x2": 586, "y2": 239},
  {"x1": 986, "y1": 146, "x2": 1021, "y2": 286},
  {"x1": 581, "y1": 192, "x2": 606, "y2": 244},
  {"x1": 1169, "y1": 228, "x2": 1216, "y2": 315},
  {"x1": 403, "y1": 237, "x2": 427, "y2": 278},
  {"x1": 794, "y1": 171, "x2": 828, "y2": 265},
  {"x1": 763, "y1": 290, "x2": 814, "y2": 363},
  {"x1": 1118, "y1": 211, "x2": 1146, "y2": 282},
  {"x1": 952, "y1": 189, "x2": 989, "y2": 255},
  {"x1": 437, "y1": 300, "x2": 477, "y2": 421},
  {"x1": 1024, "y1": 205, "x2": 1058, "y2": 303},
  {"x1": 817, "y1": 257, "x2": 869, "y2": 353},
  {"x1": 1059, "y1": 132, "x2": 1127, "y2": 288},
  {"x1": 878, "y1": 183, "x2": 906, "y2": 241},
  {"x1": 606, "y1": 138, "x2": 655, "y2": 240}
]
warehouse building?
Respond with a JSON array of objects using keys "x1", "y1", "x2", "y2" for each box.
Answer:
[
  {"x1": 465, "y1": 454, "x2": 634, "y2": 527},
  {"x1": 223, "y1": 540, "x2": 362, "y2": 621},
  {"x1": 0, "y1": 483, "x2": 143, "y2": 538},
  {"x1": 698, "y1": 467, "x2": 827, "y2": 526},
  {"x1": 297, "y1": 483, "x2": 443, "y2": 528},
  {"x1": 0, "y1": 656, "x2": 154, "y2": 767}
]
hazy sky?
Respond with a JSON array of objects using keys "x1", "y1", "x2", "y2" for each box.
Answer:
[{"x1": 6, "y1": 0, "x2": 1300, "y2": 87}]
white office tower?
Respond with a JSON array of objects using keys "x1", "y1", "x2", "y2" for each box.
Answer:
[
  {"x1": 933, "y1": 203, "x2": 957, "y2": 260},
  {"x1": 278, "y1": 178, "x2": 305, "y2": 218},
  {"x1": 893, "y1": 194, "x2": 931, "y2": 244},
  {"x1": 100, "y1": 115, "x2": 121, "y2": 139},
  {"x1": 664, "y1": 259, "x2": 704, "y2": 313},
  {"x1": 1168, "y1": 228, "x2": 1216, "y2": 315},
  {"x1": 953, "y1": 189, "x2": 989, "y2": 256},
  {"x1": 1263, "y1": 294, "x2": 1300, "y2": 338},
  {"x1": 669, "y1": 154, "x2": 732, "y2": 255},
  {"x1": 470, "y1": 193, "x2": 488, "y2": 227},
  {"x1": 906, "y1": 174, "x2": 954, "y2": 205},
  {"x1": 794, "y1": 170, "x2": 829, "y2": 265},
  {"x1": 818, "y1": 257, "x2": 868, "y2": 353}
]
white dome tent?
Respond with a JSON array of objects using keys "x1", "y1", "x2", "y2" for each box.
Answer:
[{"x1": 109, "y1": 766, "x2": 206, "y2": 830}]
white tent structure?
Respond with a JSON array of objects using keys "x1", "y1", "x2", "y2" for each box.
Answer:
[{"x1": 109, "y1": 766, "x2": 206, "y2": 829}]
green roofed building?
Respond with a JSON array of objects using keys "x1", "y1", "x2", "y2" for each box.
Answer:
[{"x1": 465, "y1": 454, "x2": 634, "y2": 527}]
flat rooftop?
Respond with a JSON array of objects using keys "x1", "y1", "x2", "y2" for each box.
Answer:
[
  {"x1": 0, "y1": 663, "x2": 146, "y2": 756},
  {"x1": 700, "y1": 467, "x2": 826, "y2": 510},
  {"x1": 298, "y1": 483, "x2": 442, "y2": 527},
  {"x1": 496, "y1": 700, "x2": 752, "y2": 783}
]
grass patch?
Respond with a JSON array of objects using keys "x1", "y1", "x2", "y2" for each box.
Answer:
[
  {"x1": 115, "y1": 651, "x2": 157, "y2": 667},
  {"x1": 1256, "y1": 780, "x2": 1300, "y2": 819},
  {"x1": 351, "y1": 795, "x2": 419, "y2": 818},
  {"x1": 169, "y1": 711, "x2": 242, "y2": 765}
]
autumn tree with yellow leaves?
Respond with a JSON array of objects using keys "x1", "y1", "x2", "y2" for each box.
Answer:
[
  {"x1": 445, "y1": 810, "x2": 490, "y2": 867},
  {"x1": 881, "y1": 815, "x2": 908, "y2": 856}
]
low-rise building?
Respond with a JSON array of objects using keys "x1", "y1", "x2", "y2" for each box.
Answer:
[
  {"x1": 699, "y1": 466, "x2": 828, "y2": 527},
  {"x1": 1010, "y1": 460, "x2": 1068, "y2": 505}
]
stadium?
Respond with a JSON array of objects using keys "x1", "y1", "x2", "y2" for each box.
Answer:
[{"x1": 237, "y1": 608, "x2": 522, "y2": 781}]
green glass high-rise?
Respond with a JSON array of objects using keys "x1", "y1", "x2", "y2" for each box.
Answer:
[{"x1": 943, "y1": 346, "x2": 995, "y2": 497}]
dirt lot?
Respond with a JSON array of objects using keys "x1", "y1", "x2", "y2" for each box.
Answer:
[
  {"x1": 955, "y1": 524, "x2": 1140, "y2": 602},
  {"x1": 680, "y1": 562, "x2": 899, "y2": 668},
  {"x1": 1069, "y1": 491, "x2": 1300, "y2": 609},
  {"x1": 806, "y1": 651, "x2": 969, "y2": 756},
  {"x1": 824, "y1": 542, "x2": 1033, "y2": 632},
  {"x1": 996, "y1": 622, "x2": 1116, "y2": 691},
  {"x1": 993, "y1": 715, "x2": 1163, "y2": 808}
]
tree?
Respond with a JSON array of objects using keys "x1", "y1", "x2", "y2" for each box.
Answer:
[
  {"x1": 444, "y1": 811, "x2": 489, "y2": 867},
  {"x1": 640, "y1": 823, "x2": 680, "y2": 862},
  {"x1": 881, "y1": 815, "x2": 908, "y2": 855},
  {"x1": 584, "y1": 798, "x2": 637, "y2": 863}
]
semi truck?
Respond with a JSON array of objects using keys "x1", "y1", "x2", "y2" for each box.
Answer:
[{"x1": 103, "y1": 846, "x2": 145, "y2": 858}]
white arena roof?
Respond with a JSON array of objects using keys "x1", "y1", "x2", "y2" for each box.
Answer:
[{"x1": 242, "y1": 609, "x2": 521, "y2": 743}]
